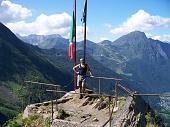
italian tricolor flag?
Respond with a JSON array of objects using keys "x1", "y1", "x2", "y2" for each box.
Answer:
[{"x1": 69, "y1": 11, "x2": 75, "y2": 60}]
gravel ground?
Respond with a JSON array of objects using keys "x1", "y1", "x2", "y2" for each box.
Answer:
[{"x1": 23, "y1": 90, "x2": 126, "y2": 127}]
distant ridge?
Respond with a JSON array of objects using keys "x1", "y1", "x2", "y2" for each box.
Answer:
[{"x1": 18, "y1": 33, "x2": 69, "y2": 49}]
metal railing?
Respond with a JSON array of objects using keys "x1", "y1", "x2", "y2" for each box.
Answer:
[{"x1": 23, "y1": 76, "x2": 170, "y2": 127}]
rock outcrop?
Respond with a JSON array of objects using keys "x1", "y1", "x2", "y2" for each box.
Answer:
[
  {"x1": 23, "y1": 90, "x2": 163, "y2": 127},
  {"x1": 113, "y1": 95, "x2": 148, "y2": 126}
]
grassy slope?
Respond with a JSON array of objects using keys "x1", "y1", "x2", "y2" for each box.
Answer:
[{"x1": 0, "y1": 23, "x2": 72, "y2": 125}]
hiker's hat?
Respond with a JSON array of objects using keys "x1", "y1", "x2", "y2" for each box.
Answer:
[{"x1": 80, "y1": 58, "x2": 85, "y2": 62}]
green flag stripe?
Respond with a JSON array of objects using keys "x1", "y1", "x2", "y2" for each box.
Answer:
[{"x1": 69, "y1": 11, "x2": 75, "y2": 42}]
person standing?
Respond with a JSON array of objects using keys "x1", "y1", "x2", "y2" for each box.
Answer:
[{"x1": 73, "y1": 58, "x2": 93, "y2": 99}]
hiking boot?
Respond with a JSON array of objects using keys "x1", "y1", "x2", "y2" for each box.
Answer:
[{"x1": 79, "y1": 94, "x2": 83, "y2": 99}]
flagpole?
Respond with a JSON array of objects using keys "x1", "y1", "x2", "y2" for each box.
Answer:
[
  {"x1": 83, "y1": 0, "x2": 87, "y2": 62},
  {"x1": 74, "y1": 0, "x2": 77, "y2": 92}
]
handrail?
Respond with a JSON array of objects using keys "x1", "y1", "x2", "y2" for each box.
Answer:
[
  {"x1": 24, "y1": 81, "x2": 61, "y2": 87},
  {"x1": 117, "y1": 84, "x2": 132, "y2": 94},
  {"x1": 24, "y1": 78, "x2": 170, "y2": 127},
  {"x1": 134, "y1": 93, "x2": 170, "y2": 97},
  {"x1": 87, "y1": 76, "x2": 122, "y2": 81}
]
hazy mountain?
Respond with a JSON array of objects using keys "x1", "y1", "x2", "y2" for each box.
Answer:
[
  {"x1": 19, "y1": 31, "x2": 170, "y2": 92},
  {"x1": 18, "y1": 34, "x2": 69, "y2": 49},
  {"x1": 19, "y1": 34, "x2": 106, "y2": 55}
]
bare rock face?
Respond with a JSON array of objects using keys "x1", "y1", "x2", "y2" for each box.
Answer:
[
  {"x1": 23, "y1": 90, "x2": 163, "y2": 127},
  {"x1": 112, "y1": 95, "x2": 148, "y2": 127},
  {"x1": 23, "y1": 104, "x2": 40, "y2": 118}
]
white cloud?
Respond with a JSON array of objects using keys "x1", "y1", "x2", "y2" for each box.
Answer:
[
  {"x1": 151, "y1": 35, "x2": 170, "y2": 42},
  {"x1": 75, "y1": 26, "x2": 89, "y2": 41},
  {"x1": 0, "y1": 0, "x2": 32, "y2": 23},
  {"x1": 6, "y1": 12, "x2": 72, "y2": 37},
  {"x1": 6, "y1": 12, "x2": 88, "y2": 39},
  {"x1": 111, "y1": 10, "x2": 170, "y2": 35},
  {"x1": 0, "y1": 0, "x2": 87, "y2": 40},
  {"x1": 146, "y1": 33, "x2": 170, "y2": 42},
  {"x1": 100, "y1": 37, "x2": 109, "y2": 41},
  {"x1": 145, "y1": 33, "x2": 153, "y2": 38}
]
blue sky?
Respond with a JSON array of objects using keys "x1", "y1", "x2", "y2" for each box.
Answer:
[{"x1": 1, "y1": 0, "x2": 170, "y2": 42}]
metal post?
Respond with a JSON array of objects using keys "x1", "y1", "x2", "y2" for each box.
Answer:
[
  {"x1": 109, "y1": 96, "x2": 110, "y2": 115},
  {"x1": 51, "y1": 100, "x2": 54, "y2": 122},
  {"x1": 21, "y1": 82, "x2": 24, "y2": 112},
  {"x1": 39, "y1": 84, "x2": 41, "y2": 103},
  {"x1": 99, "y1": 79, "x2": 101, "y2": 94},
  {"x1": 115, "y1": 81, "x2": 118, "y2": 107},
  {"x1": 83, "y1": 0, "x2": 87, "y2": 62},
  {"x1": 22, "y1": 97, "x2": 24, "y2": 112},
  {"x1": 55, "y1": 86, "x2": 58, "y2": 111},
  {"x1": 109, "y1": 96, "x2": 111, "y2": 127},
  {"x1": 74, "y1": 0, "x2": 77, "y2": 92},
  {"x1": 28, "y1": 83, "x2": 31, "y2": 105}
]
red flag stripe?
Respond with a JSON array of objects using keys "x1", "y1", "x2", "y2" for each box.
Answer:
[{"x1": 69, "y1": 42, "x2": 73, "y2": 60}]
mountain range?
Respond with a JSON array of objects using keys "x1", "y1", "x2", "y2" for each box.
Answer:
[
  {"x1": 0, "y1": 22, "x2": 132, "y2": 125},
  {"x1": 17, "y1": 34, "x2": 69, "y2": 49},
  {"x1": 18, "y1": 31, "x2": 170, "y2": 125},
  {"x1": 19, "y1": 31, "x2": 170, "y2": 93},
  {"x1": 1, "y1": 21, "x2": 170, "y2": 125}
]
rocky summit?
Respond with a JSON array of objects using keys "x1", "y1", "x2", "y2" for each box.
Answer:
[{"x1": 23, "y1": 89, "x2": 163, "y2": 127}]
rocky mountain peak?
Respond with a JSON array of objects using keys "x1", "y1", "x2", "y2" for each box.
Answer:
[
  {"x1": 99, "y1": 40, "x2": 112, "y2": 46},
  {"x1": 127, "y1": 31, "x2": 147, "y2": 39},
  {"x1": 113, "y1": 31, "x2": 148, "y2": 46}
]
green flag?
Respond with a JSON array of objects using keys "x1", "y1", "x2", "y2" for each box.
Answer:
[{"x1": 69, "y1": 11, "x2": 75, "y2": 60}]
